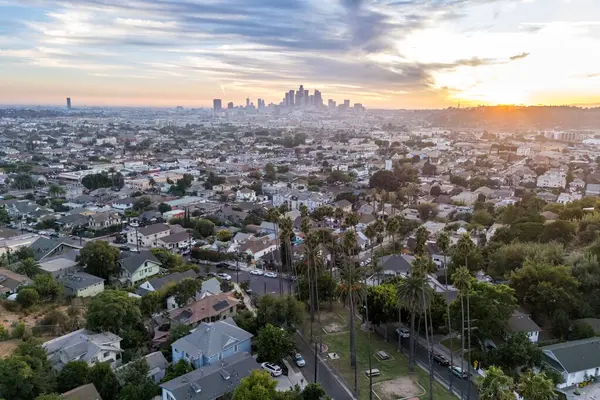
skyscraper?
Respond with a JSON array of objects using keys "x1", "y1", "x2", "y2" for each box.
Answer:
[
  {"x1": 295, "y1": 85, "x2": 303, "y2": 106},
  {"x1": 227, "y1": 102, "x2": 234, "y2": 109},
  {"x1": 66, "y1": 97, "x2": 71, "y2": 110},
  {"x1": 304, "y1": 90, "x2": 309, "y2": 105},
  {"x1": 343, "y1": 99, "x2": 350, "y2": 108},
  {"x1": 284, "y1": 92, "x2": 290, "y2": 107},
  {"x1": 213, "y1": 99, "x2": 222, "y2": 113},
  {"x1": 288, "y1": 90, "x2": 294, "y2": 106},
  {"x1": 246, "y1": 98, "x2": 250, "y2": 107},
  {"x1": 328, "y1": 99, "x2": 336, "y2": 109},
  {"x1": 314, "y1": 90, "x2": 323, "y2": 107}
]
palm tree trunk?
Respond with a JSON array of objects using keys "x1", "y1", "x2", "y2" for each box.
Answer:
[
  {"x1": 444, "y1": 252, "x2": 454, "y2": 392},
  {"x1": 466, "y1": 291, "x2": 472, "y2": 400},
  {"x1": 409, "y1": 311, "x2": 416, "y2": 373},
  {"x1": 365, "y1": 279, "x2": 373, "y2": 400},
  {"x1": 423, "y1": 292, "x2": 433, "y2": 400},
  {"x1": 397, "y1": 306, "x2": 402, "y2": 352},
  {"x1": 460, "y1": 295, "x2": 466, "y2": 400},
  {"x1": 350, "y1": 292, "x2": 358, "y2": 395},
  {"x1": 329, "y1": 246, "x2": 334, "y2": 311}
]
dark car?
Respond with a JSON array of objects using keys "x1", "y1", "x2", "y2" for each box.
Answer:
[
  {"x1": 119, "y1": 245, "x2": 131, "y2": 251},
  {"x1": 216, "y1": 262, "x2": 230, "y2": 269},
  {"x1": 433, "y1": 354, "x2": 450, "y2": 366}
]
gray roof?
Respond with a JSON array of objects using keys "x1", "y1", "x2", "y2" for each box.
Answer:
[
  {"x1": 58, "y1": 272, "x2": 104, "y2": 290},
  {"x1": 144, "y1": 351, "x2": 169, "y2": 374},
  {"x1": 196, "y1": 277, "x2": 222, "y2": 299},
  {"x1": 61, "y1": 383, "x2": 103, "y2": 400},
  {"x1": 39, "y1": 257, "x2": 78, "y2": 274},
  {"x1": 140, "y1": 270, "x2": 199, "y2": 294},
  {"x1": 171, "y1": 318, "x2": 253, "y2": 360},
  {"x1": 43, "y1": 329, "x2": 121, "y2": 371},
  {"x1": 543, "y1": 337, "x2": 600, "y2": 373},
  {"x1": 507, "y1": 310, "x2": 541, "y2": 333},
  {"x1": 119, "y1": 250, "x2": 161, "y2": 274},
  {"x1": 159, "y1": 231, "x2": 190, "y2": 244},
  {"x1": 378, "y1": 254, "x2": 412, "y2": 274},
  {"x1": 138, "y1": 223, "x2": 170, "y2": 236},
  {"x1": 160, "y1": 352, "x2": 259, "y2": 400},
  {"x1": 29, "y1": 237, "x2": 82, "y2": 261}
]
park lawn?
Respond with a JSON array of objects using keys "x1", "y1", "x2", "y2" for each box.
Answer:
[
  {"x1": 324, "y1": 327, "x2": 457, "y2": 400},
  {"x1": 440, "y1": 337, "x2": 462, "y2": 352}
]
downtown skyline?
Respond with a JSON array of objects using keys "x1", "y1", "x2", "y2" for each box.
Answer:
[{"x1": 1, "y1": 0, "x2": 600, "y2": 109}]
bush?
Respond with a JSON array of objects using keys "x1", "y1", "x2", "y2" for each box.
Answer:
[
  {"x1": 17, "y1": 287, "x2": 40, "y2": 308},
  {"x1": 190, "y1": 248, "x2": 235, "y2": 262},
  {"x1": 11, "y1": 322, "x2": 29, "y2": 339},
  {"x1": 0, "y1": 324, "x2": 8, "y2": 341}
]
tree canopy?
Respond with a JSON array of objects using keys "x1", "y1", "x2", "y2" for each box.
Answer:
[{"x1": 77, "y1": 241, "x2": 121, "y2": 281}]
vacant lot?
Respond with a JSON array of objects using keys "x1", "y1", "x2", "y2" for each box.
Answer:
[{"x1": 375, "y1": 377, "x2": 424, "y2": 400}]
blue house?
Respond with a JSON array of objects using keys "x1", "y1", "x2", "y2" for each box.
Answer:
[{"x1": 171, "y1": 318, "x2": 253, "y2": 369}]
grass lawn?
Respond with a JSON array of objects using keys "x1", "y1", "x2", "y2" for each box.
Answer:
[
  {"x1": 440, "y1": 338, "x2": 462, "y2": 352},
  {"x1": 324, "y1": 327, "x2": 457, "y2": 400}
]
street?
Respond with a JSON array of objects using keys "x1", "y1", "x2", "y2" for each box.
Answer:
[{"x1": 206, "y1": 264, "x2": 296, "y2": 297}]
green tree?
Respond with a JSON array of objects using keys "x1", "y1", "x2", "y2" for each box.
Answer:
[
  {"x1": 77, "y1": 241, "x2": 120, "y2": 281},
  {"x1": 88, "y1": 362, "x2": 120, "y2": 400},
  {"x1": 256, "y1": 323, "x2": 295, "y2": 363},
  {"x1": 487, "y1": 242, "x2": 564, "y2": 280},
  {"x1": 57, "y1": 360, "x2": 90, "y2": 393},
  {"x1": 414, "y1": 226, "x2": 429, "y2": 257},
  {"x1": 449, "y1": 233, "x2": 482, "y2": 276},
  {"x1": 117, "y1": 358, "x2": 160, "y2": 400},
  {"x1": 541, "y1": 220, "x2": 576, "y2": 244},
  {"x1": 48, "y1": 184, "x2": 66, "y2": 198},
  {"x1": 171, "y1": 278, "x2": 202, "y2": 307},
  {"x1": 256, "y1": 295, "x2": 305, "y2": 329},
  {"x1": 216, "y1": 229, "x2": 233, "y2": 242},
  {"x1": 301, "y1": 383, "x2": 329, "y2": 400},
  {"x1": 369, "y1": 170, "x2": 398, "y2": 192},
  {"x1": 157, "y1": 203, "x2": 172, "y2": 214},
  {"x1": 150, "y1": 248, "x2": 184, "y2": 269},
  {"x1": 476, "y1": 366, "x2": 515, "y2": 400},
  {"x1": 161, "y1": 359, "x2": 193, "y2": 383},
  {"x1": 489, "y1": 332, "x2": 542, "y2": 372},
  {"x1": 517, "y1": 371, "x2": 557, "y2": 400},
  {"x1": 194, "y1": 218, "x2": 215, "y2": 237},
  {"x1": 140, "y1": 291, "x2": 163, "y2": 317},
  {"x1": 171, "y1": 324, "x2": 191, "y2": 342},
  {"x1": 16, "y1": 287, "x2": 40, "y2": 308},
  {"x1": 16, "y1": 257, "x2": 42, "y2": 278},
  {"x1": 35, "y1": 395, "x2": 62, "y2": 400},
  {"x1": 471, "y1": 210, "x2": 495, "y2": 227},
  {"x1": 33, "y1": 273, "x2": 62, "y2": 301},
  {"x1": 233, "y1": 370, "x2": 278, "y2": 400},
  {"x1": 417, "y1": 203, "x2": 437, "y2": 221},
  {"x1": 265, "y1": 163, "x2": 277, "y2": 182},
  {"x1": 85, "y1": 290, "x2": 142, "y2": 334},
  {"x1": 15, "y1": 247, "x2": 35, "y2": 261}
]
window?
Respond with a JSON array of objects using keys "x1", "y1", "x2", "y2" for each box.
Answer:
[
  {"x1": 103, "y1": 351, "x2": 110, "y2": 358},
  {"x1": 235, "y1": 345, "x2": 238, "y2": 352}
]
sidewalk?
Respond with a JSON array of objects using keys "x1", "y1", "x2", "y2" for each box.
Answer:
[
  {"x1": 233, "y1": 282, "x2": 256, "y2": 316},
  {"x1": 431, "y1": 334, "x2": 469, "y2": 369}
]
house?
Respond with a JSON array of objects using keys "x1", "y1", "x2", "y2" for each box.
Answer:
[
  {"x1": 505, "y1": 310, "x2": 541, "y2": 343},
  {"x1": 259, "y1": 221, "x2": 277, "y2": 234},
  {"x1": 586, "y1": 183, "x2": 600, "y2": 197},
  {"x1": 235, "y1": 188, "x2": 256, "y2": 202},
  {"x1": 169, "y1": 292, "x2": 241, "y2": 328},
  {"x1": 111, "y1": 197, "x2": 135, "y2": 210},
  {"x1": 166, "y1": 277, "x2": 223, "y2": 311},
  {"x1": 542, "y1": 337, "x2": 600, "y2": 388},
  {"x1": 39, "y1": 256, "x2": 79, "y2": 277},
  {"x1": 0, "y1": 268, "x2": 32, "y2": 295},
  {"x1": 556, "y1": 192, "x2": 583, "y2": 205},
  {"x1": 127, "y1": 223, "x2": 171, "y2": 248},
  {"x1": 537, "y1": 171, "x2": 567, "y2": 189},
  {"x1": 239, "y1": 237, "x2": 277, "y2": 261},
  {"x1": 171, "y1": 318, "x2": 252, "y2": 368},
  {"x1": 537, "y1": 191, "x2": 558, "y2": 203},
  {"x1": 29, "y1": 237, "x2": 83, "y2": 261},
  {"x1": 43, "y1": 329, "x2": 122, "y2": 371},
  {"x1": 213, "y1": 206, "x2": 248, "y2": 224},
  {"x1": 118, "y1": 250, "x2": 162, "y2": 285},
  {"x1": 332, "y1": 199, "x2": 353, "y2": 213},
  {"x1": 160, "y1": 351, "x2": 259, "y2": 400},
  {"x1": 58, "y1": 272, "x2": 105, "y2": 297},
  {"x1": 450, "y1": 191, "x2": 479, "y2": 205},
  {"x1": 157, "y1": 231, "x2": 191, "y2": 251},
  {"x1": 88, "y1": 212, "x2": 122, "y2": 231},
  {"x1": 61, "y1": 383, "x2": 103, "y2": 400},
  {"x1": 137, "y1": 269, "x2": 199, "y2": 296},
  {"x1": 116, "y1": 351, "x2": 168, "y2": 384}
]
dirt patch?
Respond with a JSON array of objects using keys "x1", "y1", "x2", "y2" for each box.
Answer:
[
  {"x1": 0, "y1": 339, "x2": 20, "y2": 357},
  {"x1": 319, "y1": 311, "x2": 348, "y2": 334},
  {"x1": 374, "y1": 377, "x2": 424, "y2": 400}
]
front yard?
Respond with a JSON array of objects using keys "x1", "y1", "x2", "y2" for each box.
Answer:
[{"x1": 302, "y1": 303, "x2": 457, "y2": 400}]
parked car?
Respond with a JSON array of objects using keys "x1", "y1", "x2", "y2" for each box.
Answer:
[
  {"x1": 250, "y1": 269, "x2": 264, "y2": 276},
  {"x1": 216, "y1": 262, "x2": 230, "y2": 269},
  {"x1": 119, "y1": 246, "x2": 131, "y2": 251},
  {"x1": 261, "y1": 362, "x2": 283, "y2": 377},
  {"x1": 227, "y1": 264, "x2": 241, "y2": 271},
  {"x1": 433, "y1": 354, "x2": 450, "y2": 366},
  {"x1": 449, "y1": 366, "x2": 469, "y2": 379},
  {"x1": 217, "y1": 273, "x2": 232, "y2": 281},
  {"x1": 265, "y1": 272, "x2": 278, "y2": 278},
  {"x1": 396, "y1": 327, "x2": 410, "y2": 338},
  {"x1": 294, "y1": 353, "x2": 305, "y2": 367}
]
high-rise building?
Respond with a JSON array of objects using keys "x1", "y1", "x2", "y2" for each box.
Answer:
[
  {"x1": 304, "y1": 90, "x2": 309, "y2": 104},
  {"x1": 296, "y1": 85, "x2": 304, "y2": 106},
  {"x1": 284, "y1": 92, "x2": 290, "y2": 107},
  {"x1": 246, "y1": 98, "x2": 250, "y2": 107},
  {"x1": 227, "y1": 102, "x2": 234, "y2": 109},
  {"x1": 328, "y1": 99, "x2": 336, "y2": 109},
  {"x1": 288, "y1": 90, "x2": 294, "y2": 106},
  {"x1": 314, "y1": 90, "x2": 323, "y2": 107},
  {"x1": 213, "y1": 99, "x2": 222, "y2": 112},
  {"x1": 258, "y1": 98, "x2": 263, "y2": 109},
  {"x1": 308, "y1": 95, "x2": 314, "y2": 106},
  {"x1": 343, "y1": 99, "x2": 350, "y2": 108},
  {"x1": 66, "y1": 97, "x2": 71, "y2": 110}
]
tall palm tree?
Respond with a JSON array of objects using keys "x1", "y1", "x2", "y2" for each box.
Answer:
[
  {"x1": 337, "y1": 230, "x2": 365, "y2": 395},
  {"x1": 334, "y1": 207, "x2": 344, "y2": 228},
  {"x1": 365, "y1": 224, "x2": 378, "y2": 283},
  {"x1": 388, "y1": 192, "x2": 397, "y2": 216},
  {"x1": 48, "y1": 184, "x2": 66, "y2": 198},
  {"x1": 301, "y1": 216, "x2": 316, "y2": 329},
  {"x1": 517, "y1": 371, "x2": 557, "y2": 400},
  {"x1": 386, "y1": 216, "x2": 400, "y2": 254},
  {"x1": 266, "y1": 208, "x2": 283, "y2": 295},
  {"x1": 396, "y1": 273, "x2": 431, "y2": 373},
  {"x1": 17, "y1": 257, "x2": 41, "y2": 278},
  {"x1": 279, "y1": 216, "x2": 294, "y2": 293},
  {"x1": 436, "y1": 231, "x2": 454, "y2": 392},
  {"x1": 453, "y1": 265, "x2": 472, "y2": 396},
  {"x1": 414, "y1": 226, "x2": 429, "y2": 256},
  {"x1": 373, "y1": 218, "x2": 385, "y2": 284},
  {"x1": 475, "y1": 366, "x2": 515, "y2": 400}
]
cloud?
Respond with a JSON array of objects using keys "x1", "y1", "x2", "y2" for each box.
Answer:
[{"x1": 509, "y1": 52, "x2": 530, "y2": 60}]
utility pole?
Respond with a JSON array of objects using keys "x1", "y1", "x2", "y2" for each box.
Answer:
[
  {"x1": 236, "y1": 252, "x2": 239, "y2": 284},
  {"x1": 135, "y1": 226, "x2": 140, "y2": 252}
]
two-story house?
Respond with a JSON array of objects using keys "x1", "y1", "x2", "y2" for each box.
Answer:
[
  {"x1": 127, "y1": 223, "x2": 171, "y2": 248},
  {"x1": 43, "y1": 329, "x2": 122, "y2": 371},
  {"x1": 171, "y1": 318, "x2": 252, "y2": 369},
  {"x1": 542, "y1": 338, "x2": 600, "y2": 389},
  {"x1": 88, "y1": 211, "x2": 122, "y2": 231},
  {"x1": 157, "y1": 231, "x2": 190, "y2": 251},
  {"x1": 118, "y1": 250, "x2": 162, "y2": 285},
  {"x1": 505, "y1": 310, "x2": 541, "y2": 343},
  {"x1": 169, "y1": 292, "x2": 240, "y2": 327},
  {"x1": 235, "y1": 188, "x2": 256, "y2": 202}
]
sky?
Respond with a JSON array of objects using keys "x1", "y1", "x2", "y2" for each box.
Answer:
[{"x1": 0, "y1": 0, "x2": 599, "y2": 109}]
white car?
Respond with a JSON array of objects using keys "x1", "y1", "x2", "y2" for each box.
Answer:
[
  {"x1": 217, "y1": 273, "x2": 232, "y2": 281},
  {"x1": 250, "y1": 269, "x2": 264, "y2": 276},
  {"x1": 265, "y1": 272, "x2": 278, "y2": 278},
  {"x1": 294, "y1": 353, "x2": 305, "y2": 367},
  {"x1": 396, "y1": 327, "x2": 410, "y2": 338},
  {"x1": 261, "y1": 362, "x2": 282, "y2": 377}
]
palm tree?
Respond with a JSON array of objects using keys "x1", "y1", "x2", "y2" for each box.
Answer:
[
  {"x1": 365, "y1": 224, "x2": 378, "y2": 282},
  {"x1": 396, "y1": 273, "x2": 431, "y2": 373},
  {"x1": 453, "y1": 266, "x2": 472, "y2": 390},
  {"x1": 337, "y1": 230, "x2": 365, "y2": 395},
  {"x1": 386, "y1": 216, "x2": 400, "y2": 254},
  {"x1": 279, "y1": 216, "x2": 294, "y2": 293},
  {"x1": 344, "y1": 212, "x2": 360, "y2": 232},
  {"x1": 299, "y1": 204, "x2": 309, "y2": 218},
  {"x1": 48, "y1": 184, "x2": 66, "y2": 198},
  {"x1": 388, "y1": 192, "x2": 397, "y2": 216},
  {"x1": 475, "y1": 366, "x2": 515, "y2": 400},
  {"x1": 334, "y1": 207, "x2": 344, "y2": 228},
  {"x1": 414, "y1": 226, "x2": 429, "y2": 256},
  {"x1": 517, "y1": 371, "x2": 557, "y2": 400},
  {"x1": 266, "y1": 208, "x2": 283, "y2": 295},
  {"x1": 17, "y1": 257, "x2": 41, "y2": 278},
  {"x1": 436, "y1": 231, "x2": 454, "y2": 392}
]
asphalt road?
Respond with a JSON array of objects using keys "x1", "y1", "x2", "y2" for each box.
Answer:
[
  {"x1": 205, "y1": 265, "x2": 296, "y2": 297},
  {"x1": 295, "y1": 332, "x2": 357, "y2": 400}
]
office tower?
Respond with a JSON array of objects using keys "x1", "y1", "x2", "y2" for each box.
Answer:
[
  {"x1": 213, "y1": 99, "x2": 222, "y2": 112},
  {"x1": 295, "y1": 90, "x2": 302, "y2": 106},
  {"x1": 304, "y1": 90, "x2": 309, "y2": 105},
  {"x1": 328, "y1": 99, "x2": 336, "y2": 109},
  {"x1": 308, "y1": 95, "x2": 314, "y2": 105},
  {"x1": 288, "y1": 90, "x2": 294, "y2": 106},
  {"x1": 284, "y1": 92, "x2": 290, "y2": 106},
  {"x1": 258, "y1": 98, "x2": 264, "y2": 109},
  {"x1": 344, "y1": 99, "x2": 350, "y2": 108},
  {"x1": 66, "y1": 97, "x2": 71, "y2": 110},
  {"x1": 314, "y1": 90, "x2": 323, "y2": 107},
  {"x1": 246, "y1": 98, "x2": 250, "y2": 107},
  {"x1": 227, "y1": 102, "x2": 234, "y2": 109}
]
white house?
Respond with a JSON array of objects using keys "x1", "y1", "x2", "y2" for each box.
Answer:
[
  {"x1": 451, "y1": 191, "x2": 479, "y2": 206},
  {"x1": 537, "y1": 171, "x2": 567, "y2": 189},
  {"x1": 43, "y1": 329, "x2": 122, "y2": 371},
  {"x1": 239, "y1": 237, "x2": 277, "y2": 261},
  {"x1": 118, "y1": 250, "x2": 162, "y2": 285},
  {"x1": 127, "y1": 223, "x2": 171, "y2": 248},
  {"x1": 542, "y1": 338, "x2": 600, "y2": 388},
  {"x1": 505, "y1": 310, "x2": 541, "y2": 343},
  {"x1": 556, "y1": 192, "x2": 582, "y2": 205},
  {"x1": 58, "y1": 272, "x2": 105, "y2": 298},
  {"x1": 88, "y1": 211, "x2": 122, "y2": 231},
  {"x1": 236, "y1": 188, "x2": 257, "y2": 202}
]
